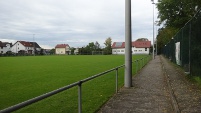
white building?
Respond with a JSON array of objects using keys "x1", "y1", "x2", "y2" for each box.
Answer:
[
  {"x1": 10, "y1": 41, "x2": 41, "y2": 54},
  {"x1": 0, "y1": 41, "x2": 12, "y2": 54},
  {"x1": 112, "y1": 38, "x2": 151, "y2": 55},
  {"x1": 55, "y1": 44, "x2": 71, "y2": 55}
]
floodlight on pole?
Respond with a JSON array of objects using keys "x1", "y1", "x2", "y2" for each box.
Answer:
[
  {"x1": 33, "y1": 34, "x2": 35, "y2": 56},
  {"x1": 151, "y1": 0, "x2": 155, "y2": 59},
  {"x1": 155, "y1": 21, "x2": 159, "y2": 55}
]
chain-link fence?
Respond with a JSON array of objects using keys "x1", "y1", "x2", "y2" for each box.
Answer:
[{"x1": 162, "y1": 9, "x2": 201, "y2": 76}]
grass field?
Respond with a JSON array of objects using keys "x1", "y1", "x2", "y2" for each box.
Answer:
[{"x1": 0, "y1": 55, "x2": 150, "y2": 113}]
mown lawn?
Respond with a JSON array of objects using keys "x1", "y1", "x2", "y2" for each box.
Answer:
[{"x1": 0, "y1": 55, "x2": 150, "y2": 113}]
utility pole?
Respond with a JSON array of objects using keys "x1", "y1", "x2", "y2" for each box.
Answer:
[
  {"x1": 33, "y1": 34, "x2": 35, "y2": 56},
  {"x1": 151, "y1": 0, "x2": 155, "y2": 59},
  {"x1": 155, "y1": 21, "x2": 158, "y2": 55},
  {"x1": 125, "y1": 0, "x2": 132, "y2": 88}
]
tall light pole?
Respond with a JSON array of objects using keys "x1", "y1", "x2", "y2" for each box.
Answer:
[
  {"x1": 151, "y1": 0, "x2": 155, "y2": 59},
  {"x1": 125, "y1": 0, "x2": 132, "y2": 88},
  {"x1": 33, "y1": 34, "x2": 35, "y2": 56},
  {"x1": 155, "y1": 21, "x2": 158, "y2": 55}
]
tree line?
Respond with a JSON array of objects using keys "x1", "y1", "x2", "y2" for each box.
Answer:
[
  {"x1": 156, "y1": 0, "x2": 201, "y2": 54},
  {"x1": 77, "y1": 37, "x2": 112, "y2": 55}
]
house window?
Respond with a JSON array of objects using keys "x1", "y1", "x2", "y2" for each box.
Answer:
[
  {"x1": 145, "y1": 48, "x2": 147, "y2": 51},
  {"x1": 121, "y1": 50, "x2": 124, "y2": 52},
  {"x1": 117, "y1": 50, "x2": 120, "y2": 52},
  {"x1": 18, "y1": 47, "x2": 19, "y2": 49},
  {"x1": 1, "y1": 51, "x2": 3, "y2": 53}
]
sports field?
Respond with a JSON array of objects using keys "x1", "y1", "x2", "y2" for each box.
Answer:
[{"x1": 0, "y1": 55, "x2": 150, "y2": 113}]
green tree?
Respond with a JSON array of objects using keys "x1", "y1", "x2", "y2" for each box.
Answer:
[
  {"x1": 79, "y1": 42, "x2": 101, "y2": 55},
  {"x1": 104, "y1": 37, "x2": 112, "y2": 55},
  {"x1": 70, "y1": 47, "x2": 76, "y2": 55},
  {"x1": 156, "y1": 27, "x2": 178, "y2": 54},
  {"x1": 157, "y1": 0, "x2": 201, "y2": 28},
  {"x1": 94, "y1": 41, "x2": 101, "y2": 51},
  {"x1": 50, "y1": 49, "x2": 55, "y2": 55}
]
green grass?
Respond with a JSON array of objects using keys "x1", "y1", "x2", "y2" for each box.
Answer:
[{"x1": 0, "y1": 55, "x2": 150, "y2": 113}]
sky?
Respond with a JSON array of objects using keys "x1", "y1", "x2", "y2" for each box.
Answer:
[{"x1": 0, "y1": 0, "x2": 159, "y2": 49}]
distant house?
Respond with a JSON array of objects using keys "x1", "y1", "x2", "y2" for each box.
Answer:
[
  {"x1": 112, "y1": 38, "x2": 151, "y2": 55},
  {"x1": 0, "y1": 41, "x2": 12, "y2": 54},
  {"x1": 10, "y1": 41, "x2": 41, "y2": 54},
  {"x1": 55, "y1": 44, "x2": 71, "y2": 55}
]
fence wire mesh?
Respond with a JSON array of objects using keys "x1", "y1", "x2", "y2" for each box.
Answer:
[{"x1": 162, "y1": 9, "x2": 201, "y2": 76}]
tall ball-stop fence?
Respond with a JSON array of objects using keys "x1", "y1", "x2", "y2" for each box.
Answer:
[{"x1": 162, "y1": 9, "x2": 201, "y2": 76}]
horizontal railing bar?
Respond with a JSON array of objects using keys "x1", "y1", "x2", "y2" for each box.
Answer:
[
  {"x1": 81, "y1": 64, "x2": 125, "y2": 83},
  {"x1": 0, "y1": 81, "x2": 80, "y2": 113}
]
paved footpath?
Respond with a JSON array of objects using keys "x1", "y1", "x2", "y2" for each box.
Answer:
[{"x1": 98, "y1": 55, "x2": 201, "y2": 113}]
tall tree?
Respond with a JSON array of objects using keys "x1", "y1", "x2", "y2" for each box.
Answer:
[
  {"x1": 94, "y1": 41, "x2": 101, "y2": 51},
  {"x1": 157, "y1": 0, "x2": 201, "y2": 28},
  {"x1": 104, "y1": 37, "x2": 112, "y2": 55},
  {"x1": 156, "y1": 27, "x2": 178, "y2": 54}
]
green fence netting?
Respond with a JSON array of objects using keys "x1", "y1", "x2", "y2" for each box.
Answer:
[{"x1": 162, "y1": 9, "x2": 201, "y2": 76}]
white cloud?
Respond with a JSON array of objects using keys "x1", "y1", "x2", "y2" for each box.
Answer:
[{"x1": 0, "y1": 0, "x2": 158, "y2": 48}]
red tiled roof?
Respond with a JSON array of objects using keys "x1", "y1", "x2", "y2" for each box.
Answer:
[
  {"x1": 19, "y1": 41, "x2": 33, "y2": 47},
  {"x1": 132, "y1": 41, "x2": 151, "y2": 48},
  {"x1": 18, "y1": 41, "x2": 41, "y2": 48},
  {"x1": 55, "y1": 44, "x2": 69, "y2": 48},
  {"x1": 112, "y1": 41, "x2": 151, "y2": 48},
  {"x1": 111, "y1": 42, "x2": 125, "y2": 48}
]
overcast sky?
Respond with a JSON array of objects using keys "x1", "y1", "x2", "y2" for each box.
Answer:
[{"x1": 0, "y1": 0, "x2": 159, "y2": 49}]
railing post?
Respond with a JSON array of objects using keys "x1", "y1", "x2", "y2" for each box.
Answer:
[
  {"x1": 139, "y1": 59, "x2": 141, "y2": 69},
  {"x1": 143, "y1": 58, "x2": 144, "y2": 67},
  {"x1": 78, "y1": 81, "x2": 82, "y2": 113},
  {"x1": 136, "y1": 60, "x2": 138, "y2": 73},
  {"x1": 143, "y1": 58, "x2": 144, "y2": 66},
  {"x1": 115, "y1": 68, "x2": 118, "y2": 93},
  {"x1": 146, "y1": 57, "x2": 147, "y2": 64},
  {"x1": 141, "y1": 58, "x2": 143, "y2": 68}
]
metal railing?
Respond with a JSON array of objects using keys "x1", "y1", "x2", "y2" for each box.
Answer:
[{"x1": 0, "y1": 56, "x2": 151, "y2": 113}]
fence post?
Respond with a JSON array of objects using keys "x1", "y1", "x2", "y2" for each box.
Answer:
[
  {"x1": 115, "y1": 68, "x2": 118, "y2": 93},
  {"x1": 142, "y1": 58, "x2": 143, "y2": 67},
  {"x1": 189, "y1": 21, "x2": 191, "y2": 75},
  {"x1": 142, "y1": 58, "x2": 144, "y2": 66},
  {"x1": 136, "y1": 60, "x2": 138, "y2": 73},
  {"x1": 78, "y1": 81, "x2": 82, "y2": 113}
]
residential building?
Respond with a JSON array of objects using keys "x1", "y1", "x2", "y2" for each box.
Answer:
[
  {"x1": 0, "y1": 41, "x2": 12, "y2": 54},
  {"x1": 10, "y1": 41, "x2": 41, "y2": 54},
  {"x1": 55, "y1": 44, "x2": 71, "y2": 55},
  {"x1": 112, "y1": 38, "x2": 151, "y2": 55}
]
